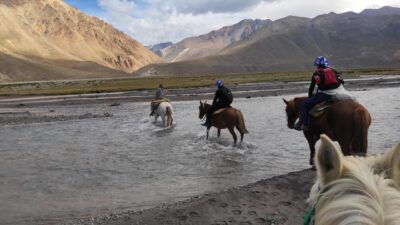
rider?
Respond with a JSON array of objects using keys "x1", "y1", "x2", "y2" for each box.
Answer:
[
  {"x1": 295, "y1": 56, "x2": 344, "y2": 131},
  {"x1": 155, "y1": 84, "x2": 165, "y2": 100},
  {"x1": 202, "y1": 80, "x2": 233, "y2": 129},
  {"x1": 150, "y1": 84, "x2": 166, "y2": 116}
]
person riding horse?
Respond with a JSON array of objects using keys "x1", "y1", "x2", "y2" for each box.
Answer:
[
  {"x1": 295, "y1": 56, "x2": 345, "y2": 131},
  {"x1": 202, "y1": 80, "x2": 233, "y2": 129},
  {"x1": 150, "y1": 84, "x2": 166, "y2": 116}
]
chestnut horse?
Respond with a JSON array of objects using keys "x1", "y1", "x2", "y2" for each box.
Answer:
[
  {"x1": 199, "y1": 101, "x2": 248, "y2": 144},
  {"x1": 283, "y1": 97, "x2": 371, "y2": 165}
]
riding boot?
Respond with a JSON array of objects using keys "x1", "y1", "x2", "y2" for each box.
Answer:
[
  {"x1": 149, "y1": 103, "x2": 156, "y2": 116},
  {"x1": 202, "y1": 115, "x2": 212, "y2": 128}
]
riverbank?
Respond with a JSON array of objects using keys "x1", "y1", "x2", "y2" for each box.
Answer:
[
  {"x1": 0, "y1": 75, "x2": 399, "y2": 108},
  {"x1": 63, "y1": 169, "x2": 315, "y2": 225}
]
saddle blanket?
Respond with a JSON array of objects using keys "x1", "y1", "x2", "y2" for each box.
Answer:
[
  {"x1": 151, "y1": 98, "x2": 171, "y2": 104},
  {"x1": 212, "y1": 108, "x2": 229, "y2": 115}
]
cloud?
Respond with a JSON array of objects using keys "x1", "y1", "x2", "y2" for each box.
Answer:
[
  {"x1": 168, "y1": 0, "x2": 278, "y2": 15},
  {"x1": 94, "y1": 0, "x2": 400, "y2": 45},
  {"x1": 98, "y1": 0, "x2": 136, "y2": 15}
]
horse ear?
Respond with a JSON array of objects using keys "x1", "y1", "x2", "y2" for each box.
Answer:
[
  {"x1": 283, "y1": 98, "x2": 289, "y2": 105},
  {"x1": 316, "y1": 134, "x2": 344, "y2": 186},
  {"x1": 373, "y1": 142, "x2": 400, "y2": 187},
  {"x1": 391, "y1": 143, "x2": 400, "y2": 187}
]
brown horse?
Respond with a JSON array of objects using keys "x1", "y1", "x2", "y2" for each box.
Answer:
[
  {"x1": 199, "y1": 101, "x2": 248, "y2": 144},
  {"x1": 283, "y1": 97, "x2": 371, "y2": 165}
]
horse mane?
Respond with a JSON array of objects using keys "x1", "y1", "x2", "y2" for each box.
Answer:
[
  {"x1": 315, "y1": 158, "x2": 400, "y2": 225},
  {"x1": 311, "y1": 136, "x2": 400, "y2": 225}
]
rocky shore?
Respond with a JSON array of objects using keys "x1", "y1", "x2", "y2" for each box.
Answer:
[{"x1": 63, "y1": 169, "x2": 315, "y2": 225}]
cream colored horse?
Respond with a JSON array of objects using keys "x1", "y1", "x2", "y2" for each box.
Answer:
[
  {"x1": 154, "y1": 102, "x2": 173, "y2": 127},
  {"x1": 306, "y1": 135, "x2": 400, "y2": 225}
]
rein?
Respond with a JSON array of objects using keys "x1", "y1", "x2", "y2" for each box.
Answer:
[
  {"x1": 303, "y1": 196, "x2": 320, "y2": 225},
  {"x1": 303, "y1": 186, "x2": 321, "y2": 225}
]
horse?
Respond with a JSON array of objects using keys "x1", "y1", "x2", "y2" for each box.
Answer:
[
  {"x1": 198, "y1": 101, "x2": 248, "y2": 144},
  {"x1": 283, "y1": 97, "x2": 371, "y2": 165},
  {"x1": 154, "y1": 101, "x2": 173, "y2": 127},
  {"x1": 306, "y1": 134, "x2": 400, "y2": 225}
]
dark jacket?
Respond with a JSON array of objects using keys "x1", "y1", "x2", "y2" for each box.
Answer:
[
  {"x1": 212, "y1": 86, "x2": 232, "y2": 107},
  {"x1": 308, "y1": 67, "x2": 344, "y2": 97}
]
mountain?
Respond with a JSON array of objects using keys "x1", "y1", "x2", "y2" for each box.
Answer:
[
  {"x1": 0, "y1": 0, "x2": 161, "y2": 82},
  {"x1": 157, "y1": 19, "x2": 271, "y2": 62},
  {"x1": 361, "y1": 6, "x2": 400, "y2": 16},
  {"x1": 136, "y1": 7, "x2": 400, "y2": 76},
  {"x1": 147, "y1": 42, "x2": 173, "y2": 56}
]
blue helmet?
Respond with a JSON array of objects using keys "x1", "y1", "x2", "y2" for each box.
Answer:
[
  {"x1": 314, "y1": 56, "x2": 329, "y2": 67},
  {"x1": 216, "y1": 80, "x2": 224, "y2": 88}
]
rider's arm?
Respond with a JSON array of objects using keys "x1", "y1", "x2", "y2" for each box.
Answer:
[
  {"x1": 308, "y1": 75, "x2": 316, "y2": 97},
  {"x1": 332, "y1": 68, "x2": 344, "y2": 85},
  {"x1": 212, "y1": 90, "x2": 219, "y2": 105}
]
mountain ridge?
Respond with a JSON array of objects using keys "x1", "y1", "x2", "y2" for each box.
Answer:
[
  {"x1": 155, "y1": 19, "x2": 271, "y2": 62},
  {"x1": 137, "y1": 6, "x2": 400, "y2": 76},
  {"x1": 0, "y1": 0, "x2": 161, "y2": 82}
]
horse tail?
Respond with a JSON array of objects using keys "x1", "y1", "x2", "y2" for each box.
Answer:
[
  {"x1": 236, "y1": 110, "x2": 249, "y2": 134},
  {"x1": 166, "y1": 105, "x2": 173, "y2": 126},
  {"x1": 352, "y1": 107, "x2": 370, "y2": 155}
]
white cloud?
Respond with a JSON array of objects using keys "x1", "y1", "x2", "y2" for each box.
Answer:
[
  {"x1": 98, "y1": 0, "x2": 136, "y2": 14},
  {"x1": 95, "y1": 0, "x2": 400, "y2": 45}
]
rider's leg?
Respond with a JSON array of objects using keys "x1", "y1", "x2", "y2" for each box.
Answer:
[
  {"x1": 150, "y1": 102, "x2": 155, "y2": 116},
  {"x1": 298, "y1": 93, "x2": 330, "y2": 129},
  {"x1": 202, "y1": 105, "x2": 216, "y2": 128}
]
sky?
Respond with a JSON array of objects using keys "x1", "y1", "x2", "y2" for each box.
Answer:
[{"x1": 64, "y1": 0, "x2": 400, "y2": 46}]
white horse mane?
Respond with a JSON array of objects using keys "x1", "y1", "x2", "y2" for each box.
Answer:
[{"x1": 309, "y1": 135, "x2": 400, "y2": 225}]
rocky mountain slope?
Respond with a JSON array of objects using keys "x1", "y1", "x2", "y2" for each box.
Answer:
[
  {"x1": 137, "y1": 7, "x2": 400, "y2": 76},
  {"x1": 155, "y1": 19, "x2": 271, "y2": 62},
  {"x1": 0, "y1": 0, "x2": 160, "y2": 82}
]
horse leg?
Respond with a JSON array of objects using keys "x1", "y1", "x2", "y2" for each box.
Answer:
[
  {"x1": 217, "y1": 129, "x2": 221, "y2": 138},
  {"x1": 162, "y1": 115, "x2": 166, "y2": 126},
  {"x1": 206, "y1": 129, "x2": 209, "y2": 140},
  {"x1": 238, "y1": 127, "x2": 244, "y2": 143},
  {"x1": 304, "y1": 131, "x2": 318, "y2": 166},
  {"x1": 228, "y1": 126, "x2": 237, "y2": 145}
]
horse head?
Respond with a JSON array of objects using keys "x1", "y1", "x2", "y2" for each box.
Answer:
[
  {"x1": 307, "y1": 134, "x2": 400, "y2": 225},
  {"x1": 283, "y1": 98, "x2": 301, "y2": 129},
  {"x1": 199, "y1": 100, "x2": 209, "y2": 119}
]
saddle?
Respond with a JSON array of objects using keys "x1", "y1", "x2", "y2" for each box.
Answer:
[{"x1": 309, "y1": 101, "x2": 333, "y2": 118}]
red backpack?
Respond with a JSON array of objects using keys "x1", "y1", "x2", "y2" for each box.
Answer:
[{"x1": 314, "y1": 67, "x2": 338, "y2": 87}]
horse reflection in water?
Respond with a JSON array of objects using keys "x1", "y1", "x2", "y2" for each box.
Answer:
[
  {"x1": 154, "y1": 102, "x2": 174, "y2": 127},
  {"x1": 283, "y1": 97, "x2": 371, "y2": 165},
  {"x1": 199, "y1": 101, "x2": 248, "y2": 144},
  {"x1": 306, "y1": 135, "x2": 400, "y2": 225}
]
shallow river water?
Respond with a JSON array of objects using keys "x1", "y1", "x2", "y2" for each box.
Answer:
[{"x1": 0, "y1": 87, "x2": 399, "y2": 224}]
